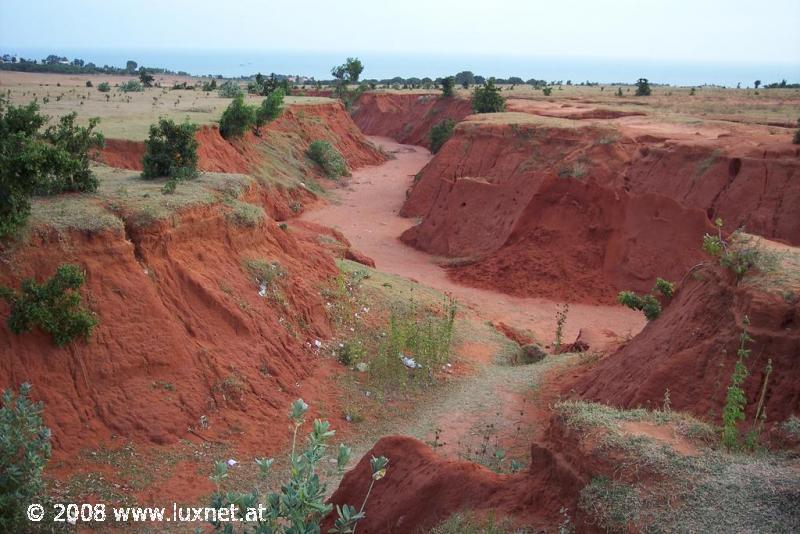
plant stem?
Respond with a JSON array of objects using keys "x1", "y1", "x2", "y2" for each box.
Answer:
[{"x1": 352, "y1": 479, "x2": 377, "y2": 534}]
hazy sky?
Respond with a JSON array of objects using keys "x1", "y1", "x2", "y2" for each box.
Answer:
[{"x1": 2, "y1": 0, "x2": 798, "y2": 65}]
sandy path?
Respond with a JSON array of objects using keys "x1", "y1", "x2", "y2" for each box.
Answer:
[{"x1": 302, "y1": 136, "x2": 644, "y2": 348}]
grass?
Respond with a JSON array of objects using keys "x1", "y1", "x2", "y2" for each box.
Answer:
[
  {"x1": 430, "y1": 512, "x2": 530, "y2": 533},
  {"x1": 557, "y1": 401, "x2": 800, "y2": 533},
  {"x1": 224, "y1": 198, "x2": 265, "y2": 227}
]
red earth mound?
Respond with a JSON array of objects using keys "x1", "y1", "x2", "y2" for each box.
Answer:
[
  {"x1": 412, "y1": 176, "x2": 715, "y2": 304},
  {"x1": 0, "y1": 102, "x2": 386, "y2": 459},
  {"x1": 567, "y1": 264, "x2": 800, "y2": 426},
  {"x1": 352, "y1": 92, "x2": 473, "y2": 148}
]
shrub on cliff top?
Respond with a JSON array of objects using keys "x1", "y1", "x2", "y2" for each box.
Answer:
[
  {"x1": 0, "y1": 264, "x2": 98, "y2": 346},
  {"x1": 142, "y1": 118, "x2": 199, "y2": 181},
  {"x1": 429, "y1": 119, "x2": 455, "y2": 153},
  {"x1": 254, "y1": 88, "x2": 285, "y2": 130},
  {"x1": 441, "y1": 76, "x2": 455, "y2": 98},
  {"x1": 307, "y1": 140, "x2": 349, "y2": 179},
  {"x1": 472, "y1": 79, "x2": 506, "y2": 113},
  {"x1": 219, "y1": 95, "x2": 256, "y2": 139}
]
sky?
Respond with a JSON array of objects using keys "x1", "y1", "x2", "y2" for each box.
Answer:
[{"x1": 1, "y1": 0, "x2": 799, "y2": 81}]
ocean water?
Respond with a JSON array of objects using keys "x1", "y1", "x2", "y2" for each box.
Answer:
[{"x1": 6, "y1": 47, "x2": 799, "y2": 88}]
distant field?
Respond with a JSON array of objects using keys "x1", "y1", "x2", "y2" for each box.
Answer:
[
  {"x1": 376, "y1": 83, "x2": 800, "y2": 128},
  {"x1": 0, "y1": 71, "x2": 334, "y2": 140}
]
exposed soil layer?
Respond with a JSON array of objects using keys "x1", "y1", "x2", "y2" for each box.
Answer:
[
  {"x1": 0, "y1": 102, "x2": 386, "y2": 458},
  {"x1": 568, "y1": 262, "x2": 800, "y2": 426},
  {"x1": 352, "y1": 93, "x2": 473, "y2": 148},
  {"x1": 391, "y1": 111, "x2": 799, "y2": 302}
]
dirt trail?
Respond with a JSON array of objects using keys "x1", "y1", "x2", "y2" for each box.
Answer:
[{"x1": 301, "y1": 136, "x2": 644, "y2": 348}]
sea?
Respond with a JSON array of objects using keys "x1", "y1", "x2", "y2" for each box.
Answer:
[{"x1": 4, "y1": 47, "x2": 799, "y2": 88}]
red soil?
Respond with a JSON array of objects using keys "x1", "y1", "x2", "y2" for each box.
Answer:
[
  {"x1": 567, "y1": 263, "x2": 800, "y2": 426},
  {"x1": 0, "y1": 101, "x2": 386, "y2": 500},
  {"x1": 352, "y1": 93, "x2": 473, "y2": 148}
]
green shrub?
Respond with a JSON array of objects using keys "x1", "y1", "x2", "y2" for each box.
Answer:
[
  {"x1": 702, "y1": 219, "x2": 772, "y2": 280},
  {"x1": 0, "y1": 264, "x2": 98, "y2": 346},
  {"x1": 793, "y1": 118, "x2": 800, "y2": 144},
  {"x1": 217, "y1": 80, "x2": 243, "y2": 98},
  {"x1": 653, "y1": 277, "x2": 674, "y2": 299},
  {"x1": 722, "y1": 317, "x2": 752, "y2": 449},
  {"x1": 542, "y1": 86, "x2": 553, "y2": 96},
  {"x1": 219, "y1": 95, "x2": 256, "y2": 139},
  {"x1": 209, "y1": 399, "x2": 387, "y2": 533},
  {"x1": 141, "y1": 118, "x2": 199, "y2": 180},
  {"x1": 138, "y1": 68, "x2": 154, "y2": 88},
  {"x1": 97, "y1": 81, "x2": 111, "y2": 92},
  {"x1": 255, "y1": 88, "x2": 284, "y2": 129},
  {"x1": 119, "y1": 79, "x2": 144, "y2": 92},
  {"x1": 472, "y1": 79, "x2": 506, "y2": 113},
  {"x1": 37, "y1": 112, "x2": 104, "y2": 195},
  {"x1": 429, "y1": 119, "x2": 455, "y2": 154},
  {"x1": 441, "y1": 76, "x2": 455, "y2": 97},
  {"x1": 635, "y1": 78, "x2": 651, "y2": 96},
  {"x1": 225, "y1": 199, "x2": 265, "y2": 227},
  {"x1": 201, "y1": 79, "x2": 217, "y2": 92},
  {"x1": 337, "y1": 339, "x2": 366, "y2": 366},
  {"x1": 0, "y1": 383, "x2": 51, "y2": 531},
  {"x1": 617, "y1": 291, "x2": 662, "y2": 321},
  {"x1": 307, "y1": 140, "x2": 349, "y2": 179},
  {"x1": 0, "y1": 100, "x2": 102, "y2": 237}
]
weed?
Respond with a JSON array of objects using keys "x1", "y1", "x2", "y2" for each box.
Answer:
[
  {"x1": 224, "y1": 199, "x2": 265, "y2": 227},
  {"x1": 579, "y1": 476, "x2": 641, "y2": 531},
  {"x1": 430, "y1": 512, "x2": 527, "y2": 533},
  {"x1": 554, "y1": 303, "x2": 569, "y2": 350},
  {"x1": 703, "y1": 219, "x2": 777, "y2": 280},
  {"x1": 721, "y1": 317, "x2": 752, "y2": 450}
]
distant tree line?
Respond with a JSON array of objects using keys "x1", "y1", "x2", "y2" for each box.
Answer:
[{"x1": 0, "y1": 53, "x2": 195, "y2": 77}]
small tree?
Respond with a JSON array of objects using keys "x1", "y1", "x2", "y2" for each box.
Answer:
[
  {"x1": 441, "y1": 76, "x2": 455, "y2": 98},
  {"x1": 125, "y1": 60, "x2": 138, "y2": 73},
  {"x1": 754, "y1": 80, "x2": 761, "y2": 89},
  {"x1": 0, "y1": 264, "x2": 98, "y2": 346},
  {"x1": 429, "y1": 119, "x2": 455, "y2": 153},
  {"x1": 142, "y1": 118, "x2": 199, "y2": 180},
  {"x1": 472, "y1": 78, "x2": 506, "y2": 113},
  {"x1": 218, "y1": 80, "x2": 244, "y2": 98},
  {"x1": 345, "y1": 57, "x2": 364, "y2": 84},
  {"x1": 635, "y1": 78, "x2": 651, "y2": 96},
  {"x1": 0, "y1": 383, "x2": 51, "y2": 532},
  {"x1": 219, "y1": 95, "x2": 256, "y2": 139},
  {"x1": 138, "y1": 67, "x2": 154, "y2": 88},
  {"x1": 255, "y1": 88, "x2": 285, "y2": 130},
  {"x1": 37, "y1": 112, "x2": 104, "y2": 195}
]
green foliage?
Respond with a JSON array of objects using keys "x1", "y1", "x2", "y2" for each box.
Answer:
[
  {"x1": 119, "y1": 79, "x2": 144, "y2": 92},
  {"x1": 579, "y1": 476, "x2": 640, "y2": 532},
  {"x1": 307, "y1": 140, "x2": 349, "y2": 179},
  {"x1": 653, "y1": 277, "x2": 674, "y2": 299},
  {"x1": 617, "y1": 291, "x2": 662, "y2": 321},
  {"x1": 722, "y1": 317, "x2": 752, "y2": 450},
  {"x1": 219, "y1": 95, "x2": 256, "y2": 139},
  {"x1": 37, "y1": 112, "x2": 104, "y2": 195},
  {"x1": 369, "y1": 297, "x2": 456, "y2": 390},
  {"x1": 217, "y1": 80, "x2": 244, "y2": 98},
  {"x1": 138, "y1": 67, "x2": 154, "y2": 87},
  {"x1": 209, "y1": 399, "x2": 387, "y2": 533},
  {"x1": 331, "y1": 57, "x2": 364, "y2": 84},
  {"x1": 0, "y1": 99, "x2": 102, "y2": 237},
  {"x1": 0, "y1": 383, "x2": 51, "y2": 531},
  {"x1": 472, "y1": 78, "x2": 506, "y2": 113},
  {"x1": 440, "y1": 76, "x2": 455, "y2": 98},
  {"x1": 635, "y1": 78, "x2": 652, "y2": 96},
  {"x1": 202, "y1": 79, "x2": 218, "y2": 92},
  {"x1": 97, "y1": 81, "x2": 111, "y2": 92},
  {"x1": 141, "y1": 118, "x2": 199, "y2": 180},
  {"x1": 336, "y1": 339, "x2": 366, "y2": 366},
  {"x1": 0, "y1": 264, "x2": 98, "y2": 346},
  {"x1": 542, "y1": 86, "x2": 553, "y2": 96},
  {"x1": 702, "y1": 219, "x2": 769, "y2": 281},
  {"x1": 429, "y1": 119, "x2": 455, "y2": 154},
  {"x1": 255, "y1": 88, "x2": 285, "y2": 129}
]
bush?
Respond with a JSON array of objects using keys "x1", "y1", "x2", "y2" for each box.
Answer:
[
  {"x1": 219, "y1": 95, "x2": 256, "y2": 139},
  {"x1": 97, "y1": 81, "x2": 111, "y2": 92},
  {"x1": 209, "y1": 399, "x2": 387, "y2": 533},
  {"x1": 794, "y1": 118, "x2": 800, "y2": 144},
  {"x1": 142, "y1": 118, "x2": 199, "y2": 180},
  {"x1": 472, "y1": 79, "x2": 506, "y2": 113},
  {"x1": 0, "y1": 100, "x2": 102, "y2": 237},
  {"x1": 441, "y1": 76, "x2": 455, "y2": 97},
  {"x1": 201, "y1": 79, "x2": 217, "y2": 92},
  {"x1": 429, "y1": 119, "x2": 455, "y2": 153},
  {"x1": 85, "y1": 80, "x2": 93, "y2": 88},
  {"x1": 138, "y1": 68, "x2": 154, "y2": 87},
  {"x1": 618, "y1": 291, "x2": 661, "y2": 321},
  {"x1": 307, "y1": 140, "x2": 349, "y2": 179},
  {"x1": 635, "y1": 78, "x2": 651, "y2": 96},
  {"x1": 702, "y1": 219, "x2": 773, "y2": 280},
  {"x1": 542, "y1": 86, "x2": 553, "y2": 96},
  {"x1": 37, "y1": 112, "x2": 104, "y2": 195},
  {"x1": 254, "y1": 88, "x2": 284, "y2": 129},
  {"x1": 0, "y1": 383, "x2": 51, "y2": 531},
  {"x1": 119, "y1": 79, "x2": 144, "y2": 92},
  {"x1": 217, "y1": 80, "x2": 243, "y2": 98},
  {"x1": 515, "y1": 343, "x2": 547, "y2": 364},
  {"x1": 0, "y1": 264, "x2": 98, "y2": 346}
]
